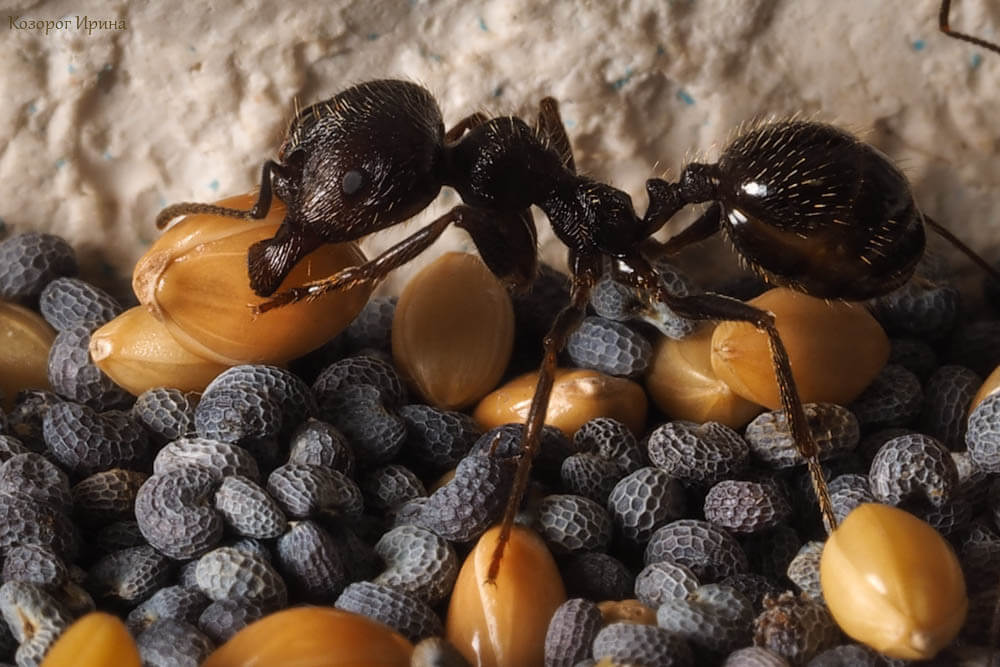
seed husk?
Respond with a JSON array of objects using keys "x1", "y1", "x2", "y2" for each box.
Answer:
[
  {"x1": 392, "y1": 252, "x2": 514, "y2": 410},
  {"x1": 711, "y1": 287, "x2": 890, "y2": 410},
  {"x1": 133, "y1": 193, "x2": 371, "y2": 365}
]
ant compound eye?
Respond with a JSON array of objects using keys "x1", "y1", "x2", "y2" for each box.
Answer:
[{"x1": 341, "y1": 169, "x2": 367, "y2": 195}]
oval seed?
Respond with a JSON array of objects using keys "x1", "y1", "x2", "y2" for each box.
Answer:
[
  {"x1": 40, "y1": 611, "x2": 140, "y2": 667},
  {"x1": 0, "y1": 300, "x2": 55, "y2": 409}
]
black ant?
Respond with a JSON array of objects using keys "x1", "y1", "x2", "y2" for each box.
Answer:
[{"x1": 156, "y1": 10, "x2": 999, "y2": 583}]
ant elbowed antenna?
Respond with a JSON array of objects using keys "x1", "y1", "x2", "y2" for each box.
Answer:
[
  {"x1": 154, "y1": 4, "x2": 1000, "y2": 583},
  {"x1": 940, "y1": 0, "x2": 1000, "y2": 54}
]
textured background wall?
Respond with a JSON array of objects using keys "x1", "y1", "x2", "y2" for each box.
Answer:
[{"x1": 2, "y1": 0, "x2": 998, "y2": 296}]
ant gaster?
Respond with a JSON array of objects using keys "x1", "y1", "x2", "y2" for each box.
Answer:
[{"x1": 157, "y1": 80, "x2": 997, "y2": 581}]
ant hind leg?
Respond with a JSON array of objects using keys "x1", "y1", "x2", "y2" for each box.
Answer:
[
  {"x1": 536, "y1": 97, "x2": 576, "y2": 173},
  {"x1": 939, "y1": 0, "x2": 1000, "y2": 53}
]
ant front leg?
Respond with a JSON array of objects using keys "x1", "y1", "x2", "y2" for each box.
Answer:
[
  {"x1": 487, "y1": 252, "x2": 602, "y2": 583},
  {"x1": 254, "y1": 205, "x2": 476, "y2": 314},
  {"x1": 155, "y1": 160, "x2": 287, "y2": 229},
  {"x1": 939, "y1": 0, "x2": 1000, "y2": 53},
  {"x1": 621, "y1": 254, "x2": 838, "y2": 532}
]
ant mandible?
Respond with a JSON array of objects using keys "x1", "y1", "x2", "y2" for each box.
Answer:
[{"x1": 156, "y1": 11, "x2": 999, "y2": 583}]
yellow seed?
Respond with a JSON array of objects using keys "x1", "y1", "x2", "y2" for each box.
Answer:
[
  {"x1": 133, "y1": 193, "x2": 371, "y2": 365},
  {"x1": 40, "y1": 611, "x2": 140, "y2": 667},
  {"x1": 820, "y1": 503, "x2": 967, "y2": 660},
  {"x1": 645, "y1": 323, "x2": 762, "y2": 429},
  {"x1": 597, "y1": 599, "x2": 657, "y2": 626},
  {"x1": 0, "y1": 301, "x2": 55, "y2": 409},
  {"x1": 711, "y1": 287, "x2": 889, "y2": 410},
  {"x1": 473, "y1": 368, "x2": 648, "y2": 436},
  {"x1": 969, "y1": 363, "x2": 1000, "y2": 415},
  {"x1": 89, "y1": 306, "x2": 230, "y2": 395},
  {"x1": 446, "y1": 524, "x2": 566, "y2": 667},
  {"x1": 392, "y1": 252, "x2": 514, "y2": 410},
  {"x1": 201, "y1": 606, "x2": 413, "y2": 667}
]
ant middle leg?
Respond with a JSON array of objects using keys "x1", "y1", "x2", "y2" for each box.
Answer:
[
  {"x1": 155, "y1": 160, "x2": 287, "y2": 229},
  {"x1": 620, "y1": 254, "x2": 838, "y2": 532},
  {"x1": 536, "y1": 97, "x2": 576, "y2": 173},
  {"x1": 487, "y1": 252, "x2": 603, "y2": 582}
]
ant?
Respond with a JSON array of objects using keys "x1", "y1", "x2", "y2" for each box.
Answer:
[
  {"x1": 155, "y1": 5, "x2": 1000, "y2": 583},
  {"x1": 940, "y1": 0, "x2": 1000, "y2": 54}
]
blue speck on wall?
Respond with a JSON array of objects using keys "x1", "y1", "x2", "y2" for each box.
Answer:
[
  {"x1": 209, "y1": 179, "x2": 220, "y2": 192},
  {"x1": 493, "y1": 85, "x2": 504, "y2": 97},
  {"x1": 103, "y1": 151, "x2": 113, "y2": 160},
  {"x1": 367, "y1": 32, "x2": 379, "y2": 41},
  {"x1": 611, "y1": 68, "x2": 634, "y2": 91},
  {"x1": 676, "y1": 89, "x2": 695, "y2": 106},
  {"x1": 912, "y1": 39, "x2": 926, "y2": 51},
  {"x1": 67, "y1": 64, "x2": 76, "y2": 74},
  {"x1": 478, "y1": 17, "x2": 488, "y2": 31},
  {"x1": 55, "y1": 157, "x2": 66, "y2": 169},
  {"x1": 27, "y1": 102, "x2": 36, "y2": 113},
  {"x1": 971, "y1": 53, "x2": 983, "y2": 69}
]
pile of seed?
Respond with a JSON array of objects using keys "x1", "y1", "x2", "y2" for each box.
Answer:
[{"x1": 0, "y1": 230, "x2": 999, "y2": 666}]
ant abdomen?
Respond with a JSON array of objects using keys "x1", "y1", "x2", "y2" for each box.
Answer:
[{"x1": 712, "y1": 121, "x2": 925, "y2": 300}]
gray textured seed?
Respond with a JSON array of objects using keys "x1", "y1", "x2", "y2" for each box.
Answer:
[
  {"x1": 194, "y1": 546, "x2": 287, "y2": 609},
  {"x1": 43, "y1": 401, "x2": 149, "y2": 476},
  {"x1": 645, "y1": 519, "x2": 749, "y2": 582},
  {"x1": 744, "y1": 404, "x2": 858, "y2": 469},
  {"x1": 721, "y1": 646, "x2": 791, "y2": 666},
  {"x1": 829, "y1": 486, "x2": 875, "y2": 525},
  {"x1": 72, "y1": 468, "x2": 148, "y2": 525},
  {"x1": 134, "y1": 467, "x2": 224, "y2": 560},
  {"x1": 93, "y1": 521, "x2": 146, "y2": 556},
  {"x1": 132, "y1": 387, "x2": 198, "y2": 443},
  {"x1": 888, "y1": 337, "x2": 938, "y2": 381},
  {"x1": 373, "y1": 524, "x2": 458, "y2": 606},
  {"x1": 195, "y1": 381, "x2": 284, "y2": 444},
  {"x1": 786, "y1": 541, "x2": 823, "y2": 600},
  {"x1": 398, "y1": 404, "x2": 481, "y2": 475},
  {"x1": 313, "y1": 354, "x2": 407, "y2": 407},
  {"x1": 591, "y1": 621, "x2": 693, "y2": 666},
  {"x1": 544, "y1": 598, "x2": 602, "y2": 667},
  {"x1": 0, "y1": 492, "x2": 77, "y2": 560},
  {"x1": 287, "y1": 418, "x2": 355, "y2": 475},
  {"x1": 753, "y1": 592, "x2": 840, "y2": 665},
  {"x1": 412, "y1": 454, "x2": 513, "y2": 543},
  {"x1": 656, "y1": 583, "x2": 754, "y2": 655},
  {"x1": 0, "y1": 435, "x2": 30, "y2": 463},
  {"x1": 574, "y1": 417, "x2": 645, "y2": 475},
  {"x1": 560, "y1": 453, "x2": 625, "y2": 505},
  {"x1": 136, "y1": 618, "x2": 215, "y2": 667},
  {"x1": 153, "y1": 437, "x2": 260, "y2": 482},
  {"x1": 6, "y1": 390, "x2": 62, "y2": 451},
  {"x1": 361, "y1": 464, "x2": 426, "y2": 512},
  {"x1": 872, "y1": 279, "x2": 959, "y2": 341},
  {"x1": 267, "y1": 463, "x2": 363, "y2": 519},
  {"x1": 0, "y1": 580, "x2": 72, "y2": 647},
  {"x1": 87, "y1": 545, "x2": 173, "y2": 606},
  {"x1": 344, "y1": 295, "x2": 397, "y2": 351},
  {"x1": 703, "y1": 479, "x2": 791, "y2": 534},
  {"x1": 947, "y1": 319, "x2": 1000, "y2": 377},
  {"x1": 321, "y1": 383, "x2": 407, "y2": 465},
  {"x1": 214, "y1": 475, "x2": 287, "y2": 539},
  {"x1": 197, "y1": 597, "x2": 269, "y2": 644},
  {"x1": 634, "y1": 560, "x2": 699, "y2": 609},
  {"x1": 47, "y1": 325, "x2": 132, "y2": 409},
  {"x1": 566, "y1": 316, "x2": 652, "y2": 377},
  {"x1": 918, "y1": 364, "x2": 979, "y2": 449},
  {"x1": 647, "y1": 420, "x2": 749, "y2": 485},
  {"x1": 848, "y1": 364, "x2": 923, "y2": 429},
  {"x1": 535, "y1": 494, "x2": 613, "y2": 554},
  {"x1": 0, "y1": 232, "x2": 77, "y2": 301},
  {"x1": 275, "y1": 520, "x2": 345, "y2": 603},
  {"x1": 38, "y1": 277, "x2": 122, "y2": 332},
  {"x1": 2, "y1": 545, "x2": 67, "y2": 591},
  {"x1": 869, "y1": 433, "x2": 958, "y2": 507},
  {"x1": 126, "y1": 585, "x2": 210, "y2": 635},
  {"x1": 607, "y1": 467, "x2": 686, "y2": 543},
  {"x1": 469, "y1": 423, "x2": 574, "y2": 475},
  {"x1": 335, "y1": 581, "x2": 442, "y2": 644},
  {"x1": 719, "y1": 573, "x2": 783, "y2": 614},
  {"x1": 806, "y1": 644, "x2": 882, "y2": 667},
  {"x1": 0, "y1": 452, "x2": 71, "y2": 514},
  {"x1": 202, "y1": 364, "x2": 317, "y2": 438},
  {"x1": 561, "y1": 552, "x2": 634, "y2": 602},
  {"x1": 967, "y1": 393, "x2": 1000, "y2": 472}
]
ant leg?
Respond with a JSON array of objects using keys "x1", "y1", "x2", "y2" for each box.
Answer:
[
  {"x1": 254, "y1": 205, "x2": 474, "y2": 314},
  {"x1": 487, "y1": 252, "x2": 603, "y2": 582},
  {"x1": 445, "y1": 112, "x2": 489, "y2": 143},
  {"x1": 939, "y1": 0, "x2": 1000, "y2": 53},
  {"x1": 536, "y1": 97, "x2": 576, "y2": 173},
  {"x1": 620, "y1": 253, "x2": 838, "y2": 532},
  {"x1": 155, "y1": 160, "x2": 286, "y2": 229},
  {"x1": 639, "y1": 203, "x2": 722, "y2": 260},
  {"x1": 457, "y1": 209, "x2": 539, "y2": 292}
]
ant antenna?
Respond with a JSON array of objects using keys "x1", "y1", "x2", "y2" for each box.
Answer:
[
  {"x1": 939, "y1": 0, "x2": 1000, "y2": 53},
  {"x1": 924, "y1": 216, "x2": 1000, "y2": 283}
]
